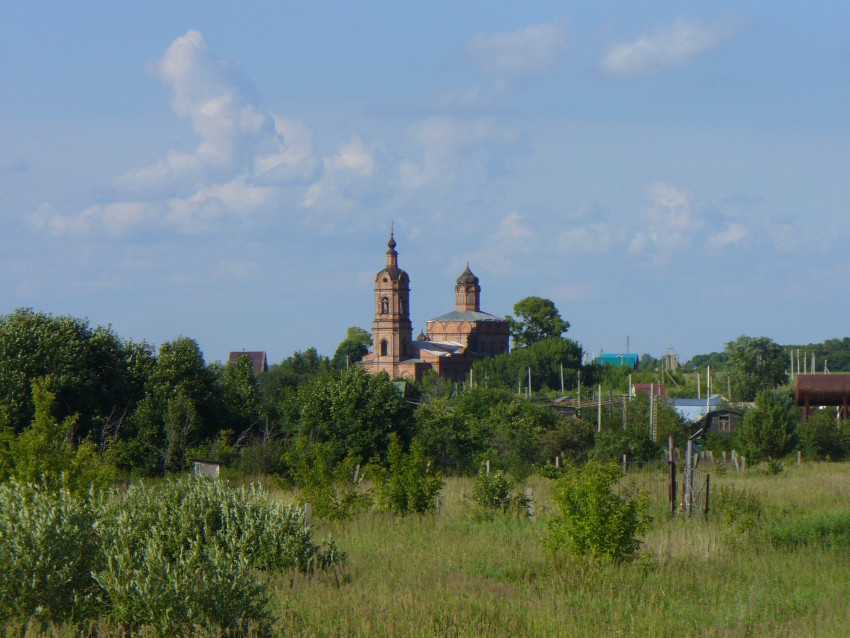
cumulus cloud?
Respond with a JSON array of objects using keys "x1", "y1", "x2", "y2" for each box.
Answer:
[
  {"x1": 468, "y1": 212, "x2": 536, "y2": 274},
  {"x1": 398, "y1": 116, "x2": 522, "y2": 191},
  {"x1": 708, "y1": 222, "x2": 747, "y2": 248},
  {"x1": 28, "y1": 201, "x2": 157, "y2": 237},
  {"x1": 34, "y1": 30, "x2": 319, "y2": 237},
  {"x1": 466, "y1": 19, "x2": 569, "y2": 79},
  {"x1": 302, "y1": 136, "x2": 378, "y2": 210},
  {"x1": 628, "y1": 182, "x2": 701, "y2": 261},
  {"x1": 601, "y1": 15, "x2": 745, "y2": 77}
]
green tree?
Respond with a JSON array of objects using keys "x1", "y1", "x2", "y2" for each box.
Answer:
[
  {"x1": 127, "y1": 337, "x2": 215, "y2": 474},
  {"x1": 506, "y1": 297, "x2": 569, "y2": 348},
  {"x1": 737, "y1": 388, "x2": 798, "y2": 462},
  {"x1": 292, "y1": 367, "x2": 413, "y2": 463},
  {"x1": 547, "y1": 461, "x2": 651, "y2": 562},
  {"x1": 332, "y1": 326, "x2": 373, "y2": 370},
  {"x1": 798, "y1": 409, "x2": 849, "y2": 461},
  {"x1": 725, "y1": 335, "x2": 788, "y2": 401},
  {"x1": 371, "y1": 435, "x2": 443, "y2": 515},
  {"x1": 11, "y1": 378, "x2": 115, "y2": 493},
  {"x1": 0, "y1": 309, "x2": 146, "y2": 439},
  {"x1": 414, "y1": 398, "x2": 481, "y2": 474}
]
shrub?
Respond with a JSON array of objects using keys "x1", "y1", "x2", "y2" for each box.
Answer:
[
  {"x1": 546, "y1": 461, "x2": 651, "y2": 563},
  {"x1": 372, "y1": 436, "x2": 443, "y2": 515},
  {"x1": 94, "y1": 476, "x2": 343, "y2": 634},
  {"x1": 285, "y1": 438, "x2": 372, "y2": 521},
  {"x1": 713, "y1": 485, "x2": 763, "y2": 533},
  {"x1": 468, "y1": 466, "x2": 530, "y2": 518},
  {"x1": 0, "y1": 480, "x2": 102, "y2": 625}
]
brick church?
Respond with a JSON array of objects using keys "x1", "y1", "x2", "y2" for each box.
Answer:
[{"x1": 360, "y1": 232, "x2": 510, "y2": 381}]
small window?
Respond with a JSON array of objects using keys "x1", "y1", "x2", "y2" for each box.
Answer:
[
  {"x1": 381, "y1": 297, "x2": 389, "y2": 314},
  {"x1": 380, "y1": 339, "x2": 388, "y2": 357},
  {"x1": 719, "y1": 415, "x2": 731, "y2": 432},
  {"x1": 399, "y1": 299, "x2": 405, "y2": 314}
]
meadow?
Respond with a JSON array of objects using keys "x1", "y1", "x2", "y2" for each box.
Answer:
[{"x1": 271, "y1": 462, "x2": 850, "y2": 637}]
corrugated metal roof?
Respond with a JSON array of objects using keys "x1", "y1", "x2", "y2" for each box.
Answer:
[
  {"x1": 595, "y1": 353, "x2": 639, "y2": 367},
  {"x1": 427, "y1": 310, "x2": 505, "y2": 323}
]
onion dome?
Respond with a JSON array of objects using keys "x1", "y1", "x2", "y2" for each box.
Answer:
[{"x1": 456, "y1": 263, "x2": 479, "y2": 285}]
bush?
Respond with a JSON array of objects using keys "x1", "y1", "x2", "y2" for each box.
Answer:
[
  {"x1": 713, "y1": 485, "x2": 763, "y2": 533},
  {"x1": 547, "y1": 461, "x2": 651, "y2": 563},
  {"x1": 468, "y1": 466, "x2": 530, "y2": 518},
  {"x1": 94, "y1": 476, "x2": 343, "y2": 634},
  {"x1": 0, "y1": 480, "x2": 103, "y2": 626},
  {"x1": 372, "y1": 436, "x2": 443, "y2": 515},
  {"x1": 285, "y1": 438, "x2": 372, "y2": 521}
]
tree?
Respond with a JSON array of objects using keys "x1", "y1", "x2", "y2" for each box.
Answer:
[
  {"x1": 506, "y1": 297, "x2": 569, "y2": 348},
  {"x1": 547, "y1": 461, "x2": 651, "y2": 563},
  {"x1": 473, "y1": 336, "x2": 583, "y2": 391},
  {"x1": 737, "y1": 389, "x2": 798, "y2": 462},
  {"x1": 331, "y1": 327, "x2": 372, "y2": 370},
  {"x1": 798, "y1": 409, "x2": 849, "y2": 461},
  {"x1": 725, "y1": 335, "x2": 788, "y2": 401},
  {"x1": 292, "y1": 367, "x2": 413, "y2": 463},
  {"x1": 0, "y1": 309, "x2": 145, "y2": 439}
]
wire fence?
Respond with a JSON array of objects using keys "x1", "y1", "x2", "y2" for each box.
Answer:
[{"x1": 616, "y1": 458, "x2": 711, "y2": 517}]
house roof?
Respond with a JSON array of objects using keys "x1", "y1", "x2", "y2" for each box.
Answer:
[
  {"x1": 595, "y1": 353, "x2": 639, "y2": 367},
  {"x1": 228, "y1": 351, "x2": 268, "y2": 374},
  {"x1": 427, "y1": 310, "x2": 505, "y2": 323}
]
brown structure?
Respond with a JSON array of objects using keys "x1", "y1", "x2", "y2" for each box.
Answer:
[
  {"x1": 228, "y1": 351, "x2": 268, "y2": 374},
  {"x1": 795, "y1": 374, "x2": 850, "y2": 420},
  {"x1": 360, "y1": 233, "x2": 509, "y2": 381}
]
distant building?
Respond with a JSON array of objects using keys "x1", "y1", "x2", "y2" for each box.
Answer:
[
  {"x1": 672, "y1": 396, "x2": 725, "y2": 423},
  {"x1": 595, "y1": 353, "x2": 639, "y2": 369},
  {"x1": 360, "y1": 233, "x2": 510, "y2": 381},
  {"x1": 227, "y1": 351, "x2": 268, "y2": 374},
  {"x1": 633, "y1": 383, "x2": 667, "y2": 398}
]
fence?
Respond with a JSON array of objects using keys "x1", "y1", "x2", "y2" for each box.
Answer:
[{"x1": 616, "y1": 455, "x2": 711, "y2": 517}]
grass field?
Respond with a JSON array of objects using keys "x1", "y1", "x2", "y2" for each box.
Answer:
[{"x1": 269, "y1": 462, "x2": 850, "y2": 637}]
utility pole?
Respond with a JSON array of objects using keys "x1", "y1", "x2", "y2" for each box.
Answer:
[
  {"x1": 560, "y1": 363, "x2": 565, "y2": 395},
  {"x1": 597, "y1": 385, "x2": 602, "y2": 433}
]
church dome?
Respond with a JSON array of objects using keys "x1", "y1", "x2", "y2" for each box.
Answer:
[{"x1": 456, "y1": 263, "x2": 479, "y2": 285}]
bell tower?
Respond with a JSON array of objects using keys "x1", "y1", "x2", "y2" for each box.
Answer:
[
  {"x1": 455, "y1": 263, "x2": 481, "y2": 312},
  {"x1": 371, "y1": 230, "x2": 413, "y2": 371}
]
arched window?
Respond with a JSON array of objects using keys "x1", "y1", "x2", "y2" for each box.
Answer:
[
  {"x1": 380, "y1": 339, "x2": 388, "y2": 357},
  {"x1": 381, "y1": 297, "x2": 389, "y2": 314},
  {"x1": 399, "y1": 298, "x2": 405, "y2": 314}
]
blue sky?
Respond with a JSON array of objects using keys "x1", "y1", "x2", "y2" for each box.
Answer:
[{"x1": 2, "y1": 2, "x2": 849, "y2": 364}]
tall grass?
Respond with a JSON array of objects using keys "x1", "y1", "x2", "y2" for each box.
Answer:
[{"x1": 270, "y1": 464, "x2": 850, "y2": 637}]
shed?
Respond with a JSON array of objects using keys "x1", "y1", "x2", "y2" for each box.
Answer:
[{"x1": 190, "y1": 458, "x2": 225, "y2": 479}]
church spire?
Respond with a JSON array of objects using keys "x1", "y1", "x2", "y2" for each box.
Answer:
[{"x1": 386, "y1": 224, "x2": 398, "y2": 268}]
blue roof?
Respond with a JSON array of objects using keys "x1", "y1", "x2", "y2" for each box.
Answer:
[{"x1": 595, "y1": 353, "x2": 639, "y2": 367}]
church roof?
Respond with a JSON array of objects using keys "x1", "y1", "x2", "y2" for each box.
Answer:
[
  {"x1": 427, "y1": 310, "x2": 506, "y2": 323},
  {"x1": 456, "y1": 264, "x2": 479, "y2": 285}
]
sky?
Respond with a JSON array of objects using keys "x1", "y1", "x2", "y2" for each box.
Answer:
[{"x1": 2, "y1": 2, "x2": 849, "y2": 365}]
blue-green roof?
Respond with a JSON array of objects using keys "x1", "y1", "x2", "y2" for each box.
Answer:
[{"x1": 594, "y1": 353, "x2": 639, "y2": 368}]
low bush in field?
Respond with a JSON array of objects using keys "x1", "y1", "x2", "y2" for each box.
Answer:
[
  {"x1": 547, "y1": 461, "x2": 651, "y2": 563},
  {"x1": 713, "y1": 485, "x2": 763, "y2": 533},
  {"x1": 372, "y1": 436, "x2": 443, "y2": 515},
  {"x1": 767, "y1": 511, "x2": 850, "y2": 549},
  {"x1": 0, "y1": 476, "x2": 343, "y2": 634},
  {"x1": 285, "y1": 438, "x2": 372, "y2": 522},
  {"x1": 0, "y1": 480, "x2": 102, "y2": 625},
  {"x1": 467, "y1": 466, "x2": 530, "y2": 518}
]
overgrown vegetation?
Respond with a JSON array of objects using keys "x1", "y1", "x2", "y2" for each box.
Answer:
[{"x1": 0, "y1": 476, "x2": 341, "y2": 634}]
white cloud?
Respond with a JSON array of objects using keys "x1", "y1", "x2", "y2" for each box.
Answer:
[
  {"x1": 708, "y1": 222, "x2": 747, "y2": 248},
  {"x1": 398, "y1": 116, "x2": 522, "y2": 191},
  {"x1": 469, "y1": 212, "x2": 536, "y2": 274},
  {"x1": 35, "y1": 30, "x2": 317, "y2": 237},
  {"x1": 28, "y1": 201, "x2": 157, "y2": 237},
  {"x1": 466, "y1": 19, "x2": 569, "y2": 79},
  {"x1": 628, "y1": 182, "x2": 701, "y2": 261},
  {"x1": 601, "y1": 15, "x2": 745, "y2": 77},
  {"x1": 302, "y1": 136, "x2": 378, "y2": 210}
]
